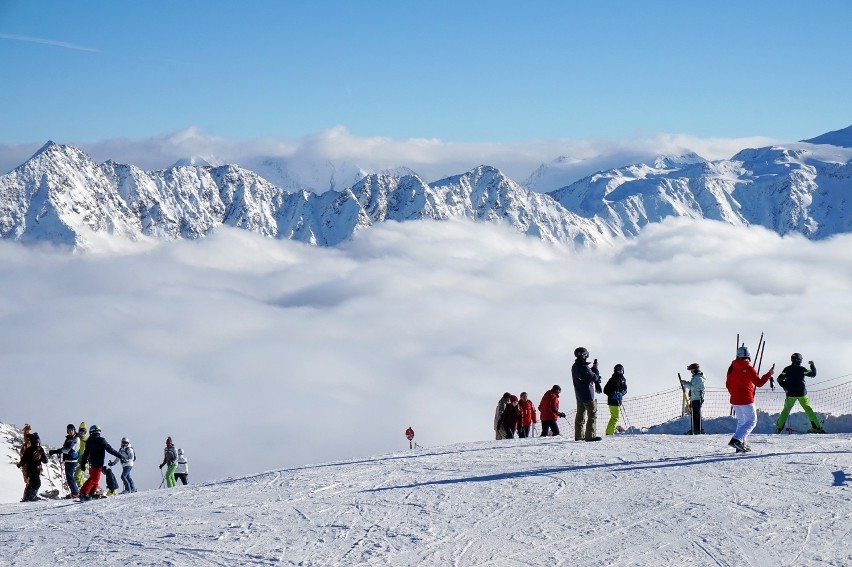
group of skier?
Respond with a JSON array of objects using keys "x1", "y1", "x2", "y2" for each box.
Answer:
[
  {"x1": 16, "y1": 421, "x2": 189, "y2": 502},
  {"x1": 493, "y1": 344, "x2": 826, "y2": 452},
  {"x1": 495, "y1": 347, "x2": 624, "y2": 442}
]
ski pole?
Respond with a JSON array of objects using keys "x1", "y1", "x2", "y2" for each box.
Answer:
[{"x1": 159, "y1": 469, "x2": 165, "y2": 489}]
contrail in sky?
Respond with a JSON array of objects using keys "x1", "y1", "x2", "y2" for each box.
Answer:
[{"x1": 0, "y1": 33, "x2": 99, "y2": 52}]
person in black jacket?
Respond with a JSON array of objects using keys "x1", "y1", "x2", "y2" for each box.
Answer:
[
  {"x1": 17, "y1": 432, "x2": 48, "y2": 502},
  {"x1": 48, "y1": 424, "x2": 81, "y2": 498},
  {"x1": 78, "y1": 424, "x2": 122, "y2": 500},
  {"x1": 603, "y1": 364, "x2": 628, "y2": 435},
  {"x1": 496, "y1": 395, "x2": 522, "y2": 439},
  {"x1": 775, "y1": 353, "x2": 825, "y2": 433},
  {"x1": 571, "y1": 347, "x2": 603, "y2": 442}
]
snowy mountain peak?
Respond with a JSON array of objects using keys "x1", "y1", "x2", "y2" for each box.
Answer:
[
  {"x1": 801, "y1": 124, "x2": 852, "y2": 148},
  {"x1": 169, "y1": 155, "x2": 223, "y2": 168},
  {"x1": 652, "y1": 152, "x2": 707, "y2": 169}
]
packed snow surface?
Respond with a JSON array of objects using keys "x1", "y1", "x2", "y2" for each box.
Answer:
[{"x1": 1, "y1": 433, "x2": 849, "y2": 565}]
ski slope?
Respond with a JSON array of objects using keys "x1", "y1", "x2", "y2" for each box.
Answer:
[{"x1": 1, "y1": 433, "x2": 850, "y2": 566}]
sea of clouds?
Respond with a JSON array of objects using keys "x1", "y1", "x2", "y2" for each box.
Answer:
[{"x1": 2, "y1": 217, "x2": 850, "y2": 491}]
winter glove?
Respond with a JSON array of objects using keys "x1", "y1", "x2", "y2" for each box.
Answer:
[
  {"x1": 121, "y1": 459, "x2": 128, "y2": 465},
  {"x1": 595, "y1": 381, "x2": 603, "y2": 394},
  {"x1": 613, "y1": 392, "x2": 623, "y2": 403},
  {"x1": 558, "y1": 412, "x2": 566, "y2": 418},
  {"x1": 159, "y1": 464, "x2": 164, "y2": 469},
  {"x1": 16, "y1": 463, "x2": 21, "y2": 468},
  {"x1": 49, "y1": 449, "x2": 60, "y2": 456}
]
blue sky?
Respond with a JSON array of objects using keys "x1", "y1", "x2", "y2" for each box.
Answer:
[{"x1": 2, "y1": 0, "x2": 850, "y2": 147}]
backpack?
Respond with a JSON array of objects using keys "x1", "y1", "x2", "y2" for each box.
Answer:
[{"x1": 166, "y1": 447, "x2": 177, "y2": 465}]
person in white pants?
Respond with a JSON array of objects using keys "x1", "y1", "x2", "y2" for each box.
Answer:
[{"x1": 726, "y1": 345, "x2": 774, "y2": 452}]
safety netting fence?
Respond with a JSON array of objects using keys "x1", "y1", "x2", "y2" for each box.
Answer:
[{"x1": 560, "y1": 375, "x2": 852, "y2": 438}]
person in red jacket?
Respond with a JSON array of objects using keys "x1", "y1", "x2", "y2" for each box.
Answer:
[
  {"x1": 517, "y1": 392, "x2": 538, "y2": 438},
  {"x1": 726, "y1": 345, "x2": 774, "y2": 452},
  {"x1": 538, "y1": 385, "x2": 566, "y2": 437}
]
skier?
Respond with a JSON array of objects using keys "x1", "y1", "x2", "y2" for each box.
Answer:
[
  {"x1": 603, "y1": 364, "x2": 628, "y2": 436},
  {"x1": 775, "y1": 353, "x2": 825, "y2": 433},
  {"x1": 108, "y1": 437, "x2": 136, "y2": 493},
  {"x1": 103, "y1": 465, "x2": 120, "y2": 496},
  {"x1": 159, "y1": 437, "x2": 178, "y2": 488},
  {"x1": 18, "y1": 423, "x2": 32, "y2": 500},
  {"x1": 78, "y1": 424, "x2": 122, "y2": 501},
  {"x1": 572, "y1": 347, "x2": 603, "y2": 442},
  {"x1": 517, "y1": 392, "x2": 538, "y2": 438},
  {"x1": 74, "y1": 422, "x2": 89, "y2": 489},
  {"x1": 538, "y1": 385, "x2": 566, "y2": 437},
  {"x1": 48, "y1": 424, "x2": 81, "y2": 498},
  {"x1": 496, "y1": 395, "x2": 521, "y2": 439},
  {"x1": 494, "y1": 392, "x2": 512, "y2": 440},
  {"x1": 17, "y1": 432, "x2": 48, "y2": 502},
  {"x1": 726, "y1": 345, "x2": 774, "y2": 452},
  {"x1": 174, "y1": 449, "x2": 189, "y2": 485},
  {"x1": 405, "y1": 427, "x2": 415, "y2": 449},
  {"x1": 680, "y1": 363, "x2": 706, "y2": 434}
]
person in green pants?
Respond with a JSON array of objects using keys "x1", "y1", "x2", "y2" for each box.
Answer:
[
  {"x1": 603, "y1": 364, "x2": 628, "y2": 435},
  {"x1": 159, "y1": 436, "x2": 178, "y2": 488},
  {"x1": 776, "y1": 353, "x2": 825, "y2": 433},
  {"x1": 74, "y1": 422, "x2": 89, "y2": 489}
]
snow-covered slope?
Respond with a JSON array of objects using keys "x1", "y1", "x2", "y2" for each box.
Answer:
[
  {"x1": 548, "y1": 143, "x2": 852, "y2": 239},
  {"x1": 1, "y1": 433, "x2": 849, "y2": 565}
]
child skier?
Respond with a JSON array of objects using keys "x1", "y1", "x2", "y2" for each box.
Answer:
[
  {"x1": 103, "y1": 465, "x2": 120, "y2": 496},
  {"x1": 603, "y1": 364, "x2": 628, "y2": 435}
]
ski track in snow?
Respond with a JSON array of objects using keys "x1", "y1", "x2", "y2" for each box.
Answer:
[{"x1": 0, "y1": 434, "x2": 850, "y2": 566}]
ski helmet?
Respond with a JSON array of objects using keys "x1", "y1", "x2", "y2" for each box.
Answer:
[
  {"x1": 736, "y1": 345, "x2": 750, "y2": 359},
  {"x1": 791, "y1": 352, "x2": 803, "y2": 364},
  {"x1": 574, "y1": 347, "x2": 589, "y2": 360},
  {"x1": 66, "y1": 423, "x2": 76, "y2": 432},
  {"x1": 509, "y1": 395, "x2": 519, "y2": 403},
  {"x1": 614, "y1": 364, "x2": 624, "y2": 373},
  {"x1": 121, "y1": 437, "x2": 130, "y2": 445},
  {"x1": 552, "y1": 384, "x2": 562, "y2": 393},
  {"x1": 687, "y1": 362, "x2": 700, "y2": 372},
  {"x1": 88, "y1": 424, "x2": 100, "y2": 434}
]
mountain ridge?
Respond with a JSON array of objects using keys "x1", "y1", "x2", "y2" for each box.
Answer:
[{"x1": 1, "y1": 127, "x2": 851, "y2": 250}]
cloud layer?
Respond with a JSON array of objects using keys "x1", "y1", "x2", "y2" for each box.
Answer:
[
  {"x1": 2, "y1": 218, "x2": 849, "y2": 491},
  {"x1": 0, "y1": 126, "x2": 777, "y2": 189}
]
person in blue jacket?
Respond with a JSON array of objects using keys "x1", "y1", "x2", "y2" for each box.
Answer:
[
  {"x1": 571, "y1": 347, "x2": 603, "y2": 442},
  {"x1": 49, "y1": 424, "x2": 81, "y2": 498}
]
